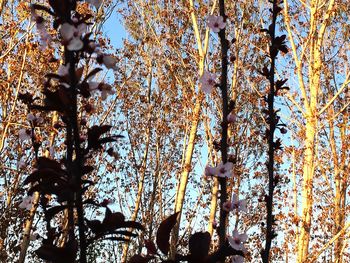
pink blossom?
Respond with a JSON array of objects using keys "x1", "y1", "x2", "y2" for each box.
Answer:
[
  {"x1": 232, "y1": 255, "x2": 244, "y2": 263},
  {"x1": 86, "y1": 0, "x2": 102, "y2": 9},
  {"x1": 49, "y1": 146, "x2": 55, "y2": 157},
  {"x1": 19, "y1": 129, "x2": 31, "y2": 141},
  {"x1": 216, "y1": 162, "x2": 234, "y2": 178},
  {"x1": 19, "y1": 195, "x2": 35, "y2": 210},
  {"x1": 37, "y1": 23, "x2": 51, "y2": 50},
  {"x1": 100, "y1": 83, "x2": 115, "y2": 100},
  {"x1": 30, "y1": 232, "x2": 39, "y2": 241},
  {"x1": 223, "y1": 201, "x2": 232, "y2": 212},
  {"x1": 18, "y1": 158, "x2": 26, "y2": 170},
  {"x1": 204, "y1": 165, "x2": 217, "y2": 178},
  {"x1": 87, "y1": 81, "x2": 100, "y2": 91},
  {"x1": 88, "y1": 82, "x2": 115, "y2": 100},
  {"x1": 102, "y1": 55, "x2": 117, "y2": 69},
  {"x1": 228, "y1": 229, "x2": 247, "y2": 251},
  {"x1": 27, "y1": 113, "x2": 36, "y2": 122},
  {"x1": 227, "y1": 112, "x2": 236, "y2": 123},
  {"x1": 27, "y1": 113, "x2": 43, "y2": 124},
  {"x1": 31, "y1": 7, "x2": 52, "y2": 49},
  {"x1": 60, "y1": 23, "x2": 87, "y2": 51},
  {"x1": 199, "y1": 70, "x2": 216, "y2": 94},
  {"x1": 57, "y1": 63, "x2": 70, "y2": 76},
  {"x1": 231, "y1": 194, "x2": 247, "y2": 212},
  {"x1": 207, "y1": 15, "x2": 226, "y2": 33}
]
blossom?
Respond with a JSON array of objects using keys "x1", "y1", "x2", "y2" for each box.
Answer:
[
  {"x1": 204, "y1": 162, "x2": 234, "y2": 178},
  {"x1": 207, "y1": 15, "x2": 226, "y2": 33},
  {"x1": 19, "y1": 195, "x2": 35, "y2": 210},
  {"x1": 231, "y1": 194, "x2": 247, "y2": 212},
  {"x1": 49, "y1": 146, "x2": 55, "y2": 158},
  {"x1": 27, "y1": 113, "x2": 43, "y2": 124},
  {"x1": 199, "y1": 70, "x2": 216, "y2": 94},
  {"x1": 204, "y1": 164, "x2": 218, "y2": 178},
  {"x1": 88, "y1": 82, "x2": 115, "y2": 100},
  {"x1": 102, "y1": 55, "x2": 117, "y2": 69},
  {"x1": 223, "y1": 194, "x2": 247, "y2": 213},
  {"x1": 31, "y1": 6, "x2": 51, "y2": 49},
  {"x1": 57, "y1": 63, "x2": 70, "y2": 76},
  {"x1": 17, "y1": 158, "x2": 26, "y2": 170},
  {"x1": 100, "y1": 83, "x2": 115, "y2": 100},
  {"x1": 223, "y1": 200, "x2": 232, "y2": 212},
  {"x1": 27, "y1": 113, "x2": 36, "y2": 122},
  {"x1": 227, "y1": 112, "x2": 236, "y2": 123},
  {"x1": 19, "y1": 129, "x2": 31, "y2": 141},
  {"x1": 228, "y1": 229, "x2": 248, "y2": 251},
  {"x1": 232, "y1": 255, "x2": 244, "y2": 263},
  {"x1": 37, "y1": 23, "x2": 52, "y2": 50},
  {"x1": 86, "y1": 0, "x2": 102, "y2": 9},
  {"x1": 60, "y1": 23, "x2": 87, "y2": 51},
  {"x1": 216, "y1": 162, "x2": 234, "y2": 178},
  {"x1": 30, "y1": 232, "x2": 39, "y2": 241}
]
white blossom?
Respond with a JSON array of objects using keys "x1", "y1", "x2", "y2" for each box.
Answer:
[
  {"x1": 199, "y1": 70, "x2": 216, "y2": 94},
  {"x1": 19, "y1": 195, "x2": 35, "y2": 210},
  {"x1": 86, "y1": 0, "x2": 102, "y2": 9},
  {"x1": 60, "y1": 23, "x2": 87, "y2": 51},
  {"x1": 228, "y1": 229, "x2": 248, "y2": 251},
  {"x1": 207, "y1": 15, "x2": 226, "y2": 33},
  {"x1": 19, "y1": 129, "x2": 31, "y2": 141}
]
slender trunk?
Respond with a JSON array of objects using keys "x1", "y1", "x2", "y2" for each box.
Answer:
[
  {"x1": 204, "y1": 117, "x2": 219, "y2": 236},
  {"x1": 171, "y1": 98, "x2": 202, "y2": 254},
  {"x1": 334, "y1": 112, "x2": 348, "y2": 263},
  {"x1": 297, "y1": 114, "x2": 317, "y2": 262},
  {"x1": 121, "y1": 126, "x2": 150, "y2": 262},
  {"x1": 18, "y1": 192, "x2": 39, "y2": 263},
  {"x1": 18, "y1": 113, "x2": 58, "y2": 263}
]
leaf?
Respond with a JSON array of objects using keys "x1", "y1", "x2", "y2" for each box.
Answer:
[
  {"x1": 145, "y1": 239, "x2": 157, "y2": 255},
  {"x1": 188, "y1": 232, "x2": 211, "y2": 262},
  {"x1": 86, "y1": 219, "x2": 104, "y2": 234},
  {"x1": 48, "y1": 0, "x2": 73, "y2": 17},
  {"x1": 18, "y1": 92, "x2": 34, "y2": 105},
  {"x1": 45, "y1": 73, "x2": 66, "y2": 82},
  {"x1": 87, "y1": 125, "x2": 112, "y2": 149},
  {"x1": 102, "y1": 209, "x2": 125, "y2": 231},
  {"x1": 23, "y1": 168, "x2": 67, "y2": 185},
  {"x1": 84, "y1": 68, "x2": 103, "y2": 82},
  {"x1": 35, "y1": 240, "x2": 77, "y2": 263},
  {"x1": 121, "y1": 221, "x2": 144, "y2": 231},
  {"x1": 156, "y1": 212, "x2": 179, "y2": 255},
  {"x1": 82, "y1": 165, "x2": 94, "y2": 175},
  {"x1": 46, "y1": 205, "x2": 68, "y2": 221},
  {"x1": 31, "y1": 4, "x2": 56, "y2": 16}
]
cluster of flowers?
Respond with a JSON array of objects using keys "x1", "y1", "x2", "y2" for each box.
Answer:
[
  {"x1": 198, "y1": 15, "x2": 226, "y2": 94},
  {"x1": 202, "y1": 16, "x2": 247, "y2": 262},
  {"x1": 205, "y1": 162, "x2": 247, "y2": 262},
  {"x1": 30, "y1": 0, "x2": 117, "y2": 97},
  {"x1": 199, "y1": 15, "x2": 236, "y2": 123}
]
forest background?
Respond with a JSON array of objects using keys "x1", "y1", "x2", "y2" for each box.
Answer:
[{"x1": 0, "y1": 0, "x2": 349, "y2": 262}]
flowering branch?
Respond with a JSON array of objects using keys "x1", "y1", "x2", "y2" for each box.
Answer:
[
  {"x1": 260, "y1": 0, "x2": 288, "y2": 262},
  {"x1": 217, "y1": 0, "x2": 229, "y2": 253}
]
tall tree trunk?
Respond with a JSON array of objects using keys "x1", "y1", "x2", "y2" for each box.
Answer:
[
  {"x1": 170, "y1": 0, "x2": 215, "y2": 256},
  {"x1": 283, "y1": 0, "x2": 336, "y2": 260},
  {"x1": 333, "y1": 110, "x2": 348, "y2": 263},
  {"x1": 121, "y1": 61, "x2": 153, "y2": 263},
  {"x1": 19, "y1": 113, "x2": 58, "y2": 263}
]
